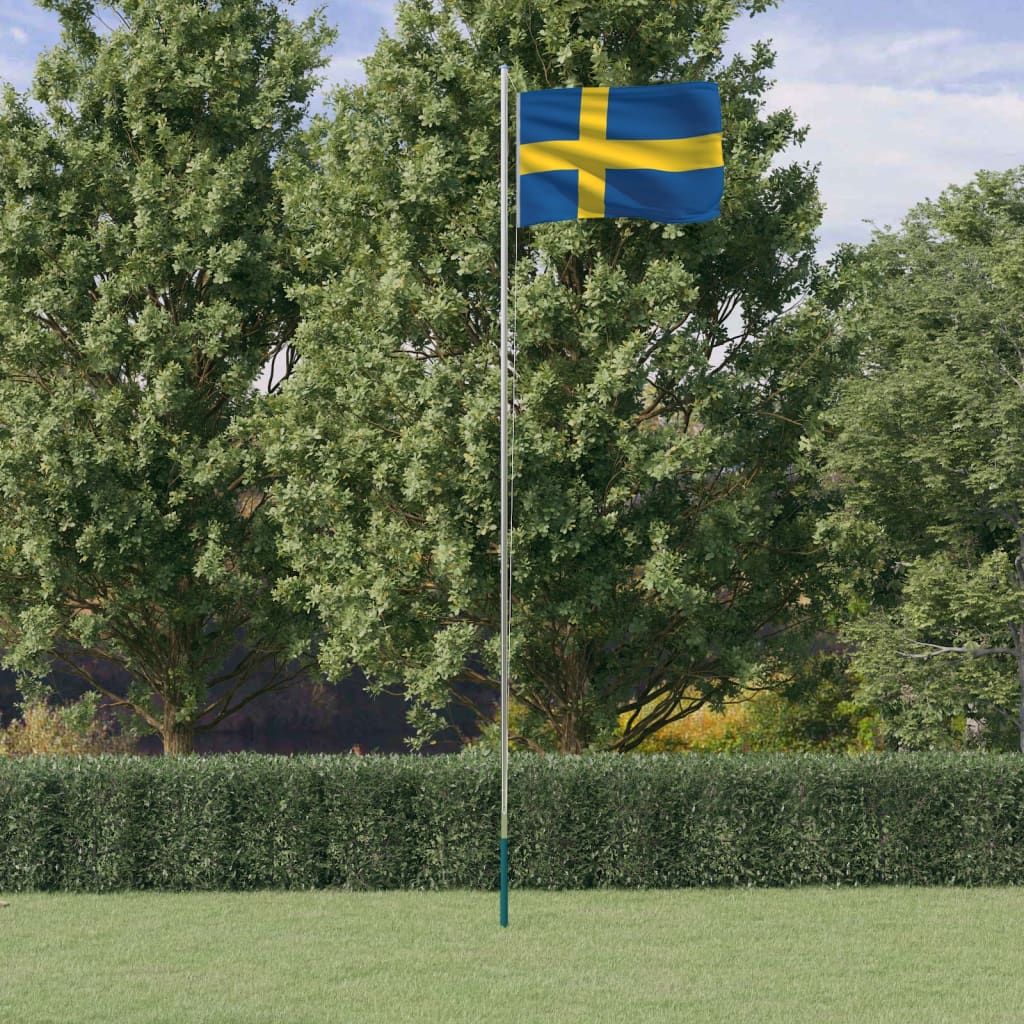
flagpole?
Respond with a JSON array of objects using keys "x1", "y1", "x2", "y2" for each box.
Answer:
[{"x1": 499, "y1": 62, "x2": 510, "y2": 930}]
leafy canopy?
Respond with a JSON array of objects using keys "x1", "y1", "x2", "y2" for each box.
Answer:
[
  {"x1": 269, "y1": 0, "x2": 841, "y2": 752},
  {"x1": 818, "y1": 166, "x2": 1024, "y2": 750},
  {"x1": 0, "y1": 0, "x2": 333, "y2": 752}
]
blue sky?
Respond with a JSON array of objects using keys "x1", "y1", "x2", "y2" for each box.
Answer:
[{"x1": 2, "y1": 0, "x2": 1022, "y2": 255}]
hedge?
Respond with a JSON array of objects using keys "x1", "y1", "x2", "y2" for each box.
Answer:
[{"x1": 2, "y1": 751, "x2": 1024, "y2": 891}]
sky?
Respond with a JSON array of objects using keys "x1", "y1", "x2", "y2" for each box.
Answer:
[{"x1": 1, "y1": 0, "x2": 1023, "y2": 256}]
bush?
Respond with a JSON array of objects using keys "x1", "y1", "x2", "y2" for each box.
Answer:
[
  {"x1": 0, "y1": 697, "x2": 135, "y2": 757},
  {"x1": 3, "y1": 751, "x2": 1024, "y2": 891}
]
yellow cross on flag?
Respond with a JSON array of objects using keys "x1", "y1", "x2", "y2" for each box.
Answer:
[{"x1": 517, "y1": 82, "x2": 724, "y2": 226}]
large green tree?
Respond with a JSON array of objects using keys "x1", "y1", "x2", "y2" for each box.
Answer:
[
  {"x1": 0, "y1": 0, "x2": 331, "y2": 753},
  {"x1": 270, "y1": 0, "x2": 839, "y2": 752},
  {"x1": 818, "y1": 167, "x2": 1024, "y2": 751}
]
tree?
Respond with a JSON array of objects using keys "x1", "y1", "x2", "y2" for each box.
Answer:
[
  {"x1": 269, "y1": 0, "x2": 839, "y2": 752},
  {"x1": 0, "y1": 0, "x2": 332, "y2": 753},
  {"x1": 818, "y1": 167, "x2": 1024, "y2": 751}
]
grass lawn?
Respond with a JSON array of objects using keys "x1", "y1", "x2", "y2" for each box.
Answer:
[{"x1": 1, "y1": 887, "x2": 1021, "y2": 1023}]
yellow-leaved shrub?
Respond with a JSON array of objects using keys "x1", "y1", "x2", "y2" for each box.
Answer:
[
  {"x1": 623, "y1": 673, "x2": 884, "y2": 754},
  {"x1": 0, "y1": 697, "x2": 134, "y2": 756}
]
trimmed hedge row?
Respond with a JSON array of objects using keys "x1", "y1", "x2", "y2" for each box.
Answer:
[{"x1": 3, "y1": 751, "x2": 1024, "y2": 891}]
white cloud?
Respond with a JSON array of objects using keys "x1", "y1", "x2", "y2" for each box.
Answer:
[
  {"x1": 879, "y1": 28, "x2": 964, "y2": 58},
  {"x1": 773, "y1": 81, "x2": 1024, "y2": 251},
  {"x1": 0, "y1": 53, "x2": 34, "y2": 91},
  {"x1": 0, "y1": 4, "x2": 61, "y2": 90},
  {"x1": 323, "y1": 53, "x2": 368, "y2": 88},
  {"x1": 724, "y1": 17, "x2": 1024, "y2": 252},
  {"x1": 755, "y1": 24, "x2": 1024, "y2": 93}
]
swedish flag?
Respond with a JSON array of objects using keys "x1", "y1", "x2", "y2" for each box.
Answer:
[{"x1": 517, "y1": 82, "x2": 724, "y2": 227}]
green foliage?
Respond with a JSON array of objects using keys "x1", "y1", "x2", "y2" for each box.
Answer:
[
  {"x1": 737, "y1": 656, "x2": 885, "y2": 753},
  {"x1": 817, "y1": 167, "x2": 1024, "y2": 750},
  {"x1": 269, "y1": 0, "x2": 840, "y2": 753},
  {"x1": 4, "y1": 751, "x2": 1024, "y2": 891},
  {"x1": 473, "y1": 696, "x2": 563, "y2": 752},
  {"x1": 0, "y1": 0, "x2": 333, "y2": 751}
]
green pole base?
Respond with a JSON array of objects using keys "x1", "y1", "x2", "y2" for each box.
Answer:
[{"x1": 500, "y1": 837, "x2": 509, "y2": 927}]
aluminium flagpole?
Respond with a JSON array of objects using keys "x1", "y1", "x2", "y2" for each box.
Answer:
[{"x1": 498, "y1": 62, "x2": 511, "y2": 929}]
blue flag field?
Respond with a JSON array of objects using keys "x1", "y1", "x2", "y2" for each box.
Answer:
[{"x1": 517, "y1": 81, "x2": 724, "y2": 227}]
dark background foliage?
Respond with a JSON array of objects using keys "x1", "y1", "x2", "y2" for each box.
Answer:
[{"x1": 0, "y1": 662, "x2": 489, "y2": 754}]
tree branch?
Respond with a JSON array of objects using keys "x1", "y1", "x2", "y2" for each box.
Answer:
[{"x1": 899, "y1": 641, "x2": 1015, "y2": 660}]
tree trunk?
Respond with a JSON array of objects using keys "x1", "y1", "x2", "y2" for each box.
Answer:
[
  {"x1": 557, "y1": 710, "x2": 586, "y2": 754},
  {"x1": 162, "y1": 716, "x2": 195, "y2": 756},
  {"x1": 549, "y1": 644, "x2": 594, "y2": 754}
]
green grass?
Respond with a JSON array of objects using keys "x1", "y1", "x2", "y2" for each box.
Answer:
[{"x1": 1, "y1": 888, "x2": 1022, "y2": 1023}]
